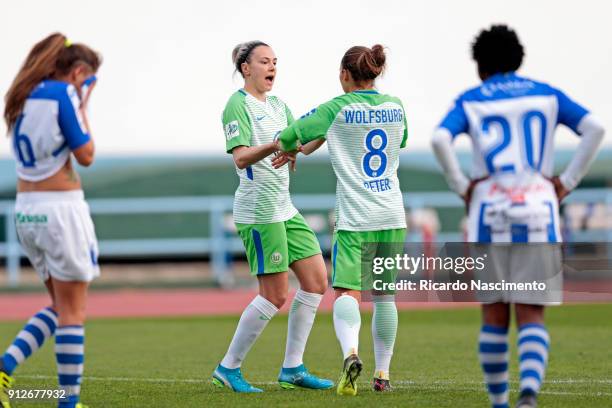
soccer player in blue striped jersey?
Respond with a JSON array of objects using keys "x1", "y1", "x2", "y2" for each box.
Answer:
[
  {"x1": 431, "y1": 25, "x2": 604, "y2": 408},
  {"x1": 1, "y1": 33, "x2": 102, "y2": 408}
]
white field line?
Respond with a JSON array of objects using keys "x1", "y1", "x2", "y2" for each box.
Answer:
[
  {"x1": 17, "y1": 374, "x2": 612, "y2": 397},
  {"x1": 18, "y1": 374, "x2": 612, "y2": 385}
]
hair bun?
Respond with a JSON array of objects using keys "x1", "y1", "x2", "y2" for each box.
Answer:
[
  {"x1": 370, "y1": 44, "x2": 386, "y2": 67},
  {"x1": 231, "y1": 43, "x2": 245, "y2": 65},
  {"x1": 341, "y1": 45, "x2": 386, "y2": 82}
]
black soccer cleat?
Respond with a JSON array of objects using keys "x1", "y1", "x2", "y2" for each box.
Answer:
[
  {"x1": 515, "y1": 391, "x2": 537, "y2": 408},
  {"x1": 336, "y1": 354, "x2": 363, "y2": 396},
  {"x1": 372, "y1": 377, "x2": 392, "y2": 392}
]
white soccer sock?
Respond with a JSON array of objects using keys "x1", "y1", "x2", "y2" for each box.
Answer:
[
  {"x1": 220, "y1": 295, "x2": 279, "y2": 369},
  {"x1": 372, "y1": 295, "x2": 398, "y2": 379},
  {"x1": 283, "y1": 289, "x2": 323, "y2": 368},
  {"x1": 333, "y1": 295, "x2": 361, "y2": 359}
]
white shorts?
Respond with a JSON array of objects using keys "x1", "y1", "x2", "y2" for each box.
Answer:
[
  {"x1": 473, "y1": 244, "x2": 563, "y2": 305},
  {"x1": 15, "y1": 191, "x2": 100, "y2": 282},
  {"x1": 467, "y1": 173, "x2": 561, "y2": 244},
  {"x1": 467, "y1": 173, "x2": 563, "y2": 304}
]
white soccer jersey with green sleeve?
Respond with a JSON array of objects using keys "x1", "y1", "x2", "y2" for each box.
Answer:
[
  {"x1": 222, "y1": 89, "x2": 298, "y2": 224},
  {"x1": 280, "y1": 90, "x2": 408, "y2": 231}
]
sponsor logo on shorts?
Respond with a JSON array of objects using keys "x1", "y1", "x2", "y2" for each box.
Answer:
[
  {"x1": 15, "y1": 212, "x2": 48, "y2": 224},
  {"x1": 270, "y1": 251, "x2": 283, "y2": 265}
]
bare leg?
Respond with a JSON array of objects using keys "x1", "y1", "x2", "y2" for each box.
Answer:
[
  {"x1": 291, "y1": 254, "x2": 327, "y2": 295},
  {"x1": 257, "y1": 271, "x2": 289, "y2": 309}
]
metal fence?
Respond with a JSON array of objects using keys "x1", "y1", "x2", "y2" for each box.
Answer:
[{"x1": 1, "y1": 189, "x2": 611, "y2": 287}]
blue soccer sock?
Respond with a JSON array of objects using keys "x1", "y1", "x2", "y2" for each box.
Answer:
[
  {"x1": 518, "y1": 323, "x2": 549, "y2": 396},
  {"x1": 56, "y1": 325, "x2": 85, "y2": 408},
  {"x1": 479, "y1": 325, "x2": 509, "y2": 408},
  {"x1": 0, "y1": 307, "x2": 58, "y2": 375}
]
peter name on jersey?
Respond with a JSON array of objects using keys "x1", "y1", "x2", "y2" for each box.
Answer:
[
  {"x1": 364, "y1": 177, "x2": 393, "y2": 193},
  {"x1": 343, "y1": 108, "x2": 403, "y2": 124}
]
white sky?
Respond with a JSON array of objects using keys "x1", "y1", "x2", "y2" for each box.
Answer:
[{"x1": 1, "y1": 0, "x2": 610, "y2": 156}]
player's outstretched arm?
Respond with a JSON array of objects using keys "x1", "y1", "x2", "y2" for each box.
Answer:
[
  {"x1": 300, "y1": 139, "x2": 326, "y2": 155},
  {"x1": 278, "y1": 125, "x2": 301, "y2": 152},
  {"x1": 279, "y1": 101, "x2": 338, "y2": 153},
  {"x1": 555, "y1": 114, "x2": 605, "y2": 200}
]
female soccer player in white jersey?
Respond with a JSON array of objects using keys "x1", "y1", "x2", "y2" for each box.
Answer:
[
  {"x1": 213, "y1": 41, "x2": 333, "y2": 393},
  {"x1": 0, "y1": 33, "x2": 102, "y2": 408},
  {"x1": 278, "y1": 45, "x2": 409, "y2": 395},
  {"x1": 431, "y1": 25, "x2": 604, "y2": 408}
]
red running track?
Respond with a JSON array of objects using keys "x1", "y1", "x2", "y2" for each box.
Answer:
[{"x1": 0, "y1": 289, "x2": 477, "y2": 321}]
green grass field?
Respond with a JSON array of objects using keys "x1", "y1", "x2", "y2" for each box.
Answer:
[{"x1": 1, "y1": 304, "x2": 611, "y2": 407}]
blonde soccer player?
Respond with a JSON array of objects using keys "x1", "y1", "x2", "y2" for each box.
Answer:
[{"x1": 212, "y1": 41, "x2": 333, "y2": 393}]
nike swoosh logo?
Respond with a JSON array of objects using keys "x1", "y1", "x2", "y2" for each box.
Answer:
[
  {"x1": 259, "y1": 315, "x2": 270, "y2": 320},
  {"x1": 256, "y1": 116, "x2": 265, "y2": 121}
]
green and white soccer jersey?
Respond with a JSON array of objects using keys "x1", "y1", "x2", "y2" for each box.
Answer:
[
  {"x1": 222, "y1": 89, "x2": 298, "y2": 224},
  {"x1": 280, "y1": 90, "x2": 408, "y2": 231}
]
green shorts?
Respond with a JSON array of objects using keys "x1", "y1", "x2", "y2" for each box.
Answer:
[
  {"x1": 236, "y1": 213, "x2": 322, "y2": 276},
  {"x1": 331, "y1": 228, "x2": 407, "y2": 291}
]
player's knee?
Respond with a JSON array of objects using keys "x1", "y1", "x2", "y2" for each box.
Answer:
[
  {"x1": 484, "y1": 315, "x2": 509, "y2": 328},
  {"x1": 482, "y1": 304, "x2": 510, "y2": 327},
  {"x1": 303, "y1": 276, "x2": 327, "y2": 295},
  {"x1": 58, "y1": 311, "x2": 86, "y2": 326},
  {"x1": 56, "y1": 304, "x2": 87, "y2": 326},
  {"x1": 315, "y1": 278, "x2": 328, "y2": 295},
  {"x1": 515, "y1": 304, "x2": 544, "y2": 326},
  {"x1": 265, "y1": 293, "x2": 287, "y2": 309}
]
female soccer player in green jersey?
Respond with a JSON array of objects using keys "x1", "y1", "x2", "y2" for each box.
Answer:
[
  {"x1": 213, "y1": 41, "x2": 333, "y2": 393},
  {"x1": 277, "y1": 45, "x2": 409, "y2": 395}
]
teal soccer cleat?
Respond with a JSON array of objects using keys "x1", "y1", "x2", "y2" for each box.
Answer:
[
  {"x1": 278, "y1": 364, "x2": 334, "y2": 390},
  {"x1": 212, "y1": 364, "x2": 263, "y2": 393}
]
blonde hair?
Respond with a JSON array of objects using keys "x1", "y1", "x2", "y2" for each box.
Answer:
[{"x1": 231, "y1": 41, "x2": 268, "y2": 77}]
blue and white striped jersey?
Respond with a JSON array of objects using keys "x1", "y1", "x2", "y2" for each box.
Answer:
[
  {"x1": 11, "y1": 80, "x2": 91, "y2": 181},
  {"x1": 439, "y1": 72, "x2": 589, "y2": 180}
]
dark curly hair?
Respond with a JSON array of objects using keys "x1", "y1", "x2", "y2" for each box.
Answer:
[{"x1": 471, "y1": 25, "x2": 524, "y2": 78}]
